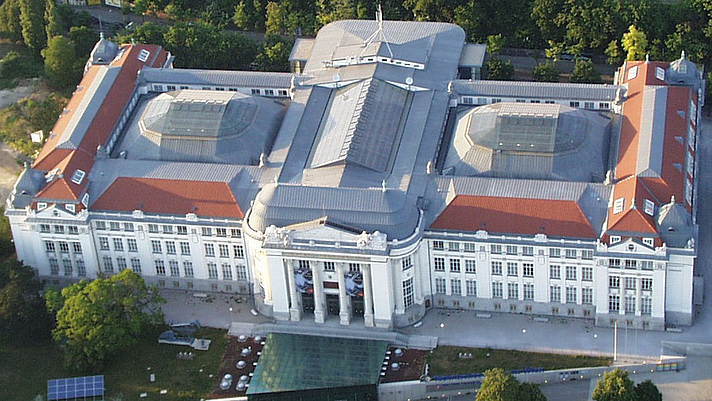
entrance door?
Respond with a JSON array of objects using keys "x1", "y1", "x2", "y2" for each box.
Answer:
[
  {"x1": 326, "y1": 294, "x2": 340, "y2": 315},
  {"x1": 302, "y1": 293, "x2": 314, "y2": 313},
  {"x1": 352, "y1": 297, "x2": 364, "y2": 316}
]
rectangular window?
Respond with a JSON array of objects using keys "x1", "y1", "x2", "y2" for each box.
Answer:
[
  {"x1": 348, "y1": 263, "x2": 360, "y2": 273},
  {"x1": 236, "y1": 264, "x2": 247, "y2": 280},
  {"x1": 641, "y1": 278, "x2": 653, "y2": 291},
  {"x1": 570, "y1": 101, "x2": 580, "y2": 108},
  {"x1": 58, "y1": 242, "x2": 69, "y2": 253},
  {"x1": 508, "y1": 282, "x2": 519, "y2": 299},
  {"x1": 113, "y1": 238, "x2": 124, "y2": 251},
  {"x1": 492, "y1": 282, "x2": 503, "y2": 298},
  {"x1": 204, "y1": 243, "x2": 215, "y2": 257},
  {"x1": 581, "y1": 250, "x2": 593, "y2": 260},
  {"x1": 201, "y1": 227, "x2": 212, "y2": 236},
  {"x1": 230, "y1": 228, "x2": 242, "y2": 238},
  {"x1": 491, "y1": 244, "x2": 502, "y2": 254},
  {"x1": 148, "y1": 224, "x2": 159, "y2": 233},
  {"x1": 216, "y1": 228, "x2": 227, "y2": 237},
  {"x1": 507, "y1": 262, "x2": 518, "y2": 276},
  {"x1": 565, "y1": 249, "x2": 577, "y2": 259},
  {"x1": 550, "y1": 285, "x2": 561, "y2": 302},
  {"x1": 566, "y1": 266, "x2": 577, "y2": 280},
  {"x1": 103, "y1": 256, "x2": 114, "y2": 273},
  {"x1": 584, "y1": 102, "x2": 595, "y2": 109},
  {"x1": 151, "y1": 240, "x2": 162, "y2": 254},
  {"x1": 155, "y1": 260, "x2": 166, "y2": 276},
  {"x1": 183, "y1": 261, "x2": 194, "y2": 278},
  {"x1": 435, "y1": 277, "x2": 447, "y2": 294},
  {"x1": 67, "y1": 225, "x2": 78, "y2": 235},
  {"x1": 76, "y1": 259, "x2": 86, "y2": 276},
  {"x1": 549, "y1": 248, "x2": 561, "y2": 258},
  {"x1": 640, "y1": 261, "x2": 653, "y2": 270},
  {"x1": 492, "y1": 261, "x2": 502, "y2": 275},
  {"x1": 625, "y1": 259, "x2": 637, "y2": 269},
  {"x1": 127, "y1": 239, "x2": 138, "y2": 252},
  {"x1": 233, "y1": 245, "x2": 245, "y2": 259},
  {"x1": 169, "y1": 261, "x2": 180, "y2": 277},
  {"x1": 644, "y1": 199, "x2": 655, "y2": 216},
  {"x1": 450, "y1": 259, "x2": 461, "y2": 273},
  {"x1": 49, "y1": 258, "x2": 59, "y2": 275},
  {"x1": 550, "y1": 265, "x2": 561, "y2": 279},
  {"x1": 176, "y1": 225, "x2": 187, "y2": 235},
  {"x1": 448, "y1": 242, "x2": 460, "y2": 251},
  {"x1": 403, "y1": 278, "x2": 414, "y2": 308},
  {"x1": 609, "y1": 276, "x2": 620, "y2": 288},
  {"x1": 180, "y1": 241, "x2": 191, "y2": 255},
  {"x1": 625, "y1": 295, "x2": 636, "y2": 313},
  {"x1": 162, "y1": 225, "x2": 173, "y2": 234},
  {"x1": 464, "y1": 243, "x2": 477, "y2": 253},
  {"x1": 643, "y1": 238, "x2": 654, "y2": 247},
  {"x1": 124, "y1": 222, "x2": 134, "y2": 232},
  {"x1": 432, "y1": 240, "x2": 444, "y2": 250},
  {"x1": 609, "y1": 258, "x2": 621, "y2": 268},
  {"x1": 434, "y1": 257, "x2": 445, "y2": 271},
  {"x1": 208, "y1": 263, "x2": 218, "y2": 279},
  {"x1": 99, "y1": 237, "x2": 109, "y2": 250},
  {"x1": 625, "y1": 277, "x2": 637, "y2": 290},
  {"x1": 401, "y1": 256, "x2": 413, "y2": 271},
  {"x1": 641, "y1": 297, "x2": 652, "y2": 314},
  {"x1": 72, "y1": 242, "x2": 82, "y2": 254},
  {"x1": 40, "y1": 224, "x2": 50, "y2": 233},
  {"x1": 566, "y1": 287, "x2": 577, "y2": 304},
  {"x1": 506, "y1": 245, "x2": 517, "y2": 255},
  {"x1": 466, "y1": 280, "x2": 477, "y2": 296},
  {"x1": 582, "y1": 288, "x2": 593, "y2": 304},
  {"x1": 522, "y1": 246, "x2": 534, "y2": 256},
  {"x1": 599, "y1": 102, "x2": 610, "y2": 110},
  {"x1": 131, "y1": 258, "x2": 141, "y2": 273},
  {"x1": 582, "y1": 266, "x2": 592, "y2": 281},
  {"x1": 110, "y1": 222, "x2": 121, "y2": 231},
  {"x1": 523, "y1": 263, "x2": 534, "y2": 277},
  {"x1": 219, "y1": 244, "x2": 230, "y2": 258},
  {"x1": 523, "y1": 283, "x2": 534, "y2": 300},
  {"x1": 323, "y1": 261, "x2": 335, "y2": 271},
  {"x1": 465, "y1": 260, "x2": 476, "y2": 274},
  {"x1": 45, "y1": 241, "x2": 56, "y2": 252},
  {"x1": 62, "y1": 259, "x2": 73, "y2": 276},
  {"x1": 614, "y1": 198, "x2": 624, "y2": 214},
  {"x1": 451, "y1": 278, "x2": 462, "y2": 296}
]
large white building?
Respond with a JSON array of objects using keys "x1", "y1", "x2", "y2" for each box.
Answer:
[{"x1": 6, "y1": 18, "x2": 705, "y2": 331}]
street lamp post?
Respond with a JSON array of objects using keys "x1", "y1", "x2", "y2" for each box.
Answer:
[
  {"x1": 613, "y1": 320, "x2": 618, "y2": 363},
  {"x1": 440, "y1": 323, "x2": 445, "y2": 340}
]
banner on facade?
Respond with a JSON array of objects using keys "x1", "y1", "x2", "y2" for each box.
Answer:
[
  {"x1": 345, "y1": 272, "x2": 364, "y2": 297},
  {"x1": 294, "y1": 268, "x2": 313, "y2": 293}
]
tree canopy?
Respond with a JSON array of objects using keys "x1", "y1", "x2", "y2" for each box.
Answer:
[
  {"x1": 476, "y1": 368, "x2": 548, "y2": 401},
  {"x1": 592, "y1": 368, "x2": 637, "y2": 401},
  {"x1": 635, "y1": 380, "x2": 662, "y2": 401},
  {"x1": 47, "y1": 270, "x2": 165, "y2": 372},
  {"x1": 42, "y1": 35, "x2": 80, "y2": 89},
  {"x1": 532, "y1": 62, "x2": 560, "y2": 82},
  {"x1": 622, "y1": 25, "x2": 648, "y2": 61},
  {"x1": 486, "y1": 56, "x2": 514, "y2": 80},
  {"x1": 570, "y1": 59, "x2": 602, "y2": 83},
  {"x1": 0, "y1": 260, "x2": 52, "y2": 342}
]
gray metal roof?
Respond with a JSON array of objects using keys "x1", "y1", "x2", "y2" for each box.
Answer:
[
  {"x1": 89, "y1": 34, "x2": 119, "y2": 65},
  {"x1": 9, "y1": 167, "x2": 45, "y2": 208},
  {"x1": 636, "y1": 86, "x2": 667, "y2": 176},
  {"x1": 289, "y1": 38, "x2": 315, "y2": 61},
  {"x1": 657, "y1": 200, "x2": 694, "y2": 247},
  {"x1": 140, "y1": 67, "x2": 293, "y2": 88},
  {"x1": 459, "y1": 44, "x2": 486, "y2": 67},
  {"x1": 452, "y1": 80, "x2": 621, "y2": 101}
]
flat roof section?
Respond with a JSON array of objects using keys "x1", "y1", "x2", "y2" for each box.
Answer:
[{"x1": 247, "y1": 333, "x2": 388, "y2": 395}]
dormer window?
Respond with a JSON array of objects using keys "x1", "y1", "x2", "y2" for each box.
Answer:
[
  {"x1": 644, "y1": 199, "x2": 654, "y2": 216},
  {"x1": 627, "y1": 66, "x2": 638, "y2": 81},
  {"x1": 81, "y1": 193, "x2": 89, "y2": 207},
  {"x1": 610, "y1": 235, "x2": 621, "y2": 244},
  {"x1": 66, "y1": 204, "x2": 76, "y2": 213},
  {"x1": 613, "y1": 198, "x2": 624, "y2": 214},
  {"x1": 70, "y1": 169, "x2": 86, "y2": 185},
  {"x1": 655, "y1": 67, "x2": 665, "y2": 81},
  {"x1": 37, "y1": 202, "x2": 47, "y2": 210},
  {"x1": 137, "y1": 49, "x2": 150, "y2": 62},
  {"x1": 643, "y1": 238, "x2": 654, "y2": 247}
]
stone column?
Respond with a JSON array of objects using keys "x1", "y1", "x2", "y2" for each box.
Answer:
[
  {"x1": 285, "y1": 259, "x2": 302, "y2": 321},
  {"x1": 311, "y1": 261, "x2": 325, "y2": 324},
  {"x1": 363, "y1": 264, "x2": 375, "y2": 327},
  {"x1": 337, "y1": 263, "x2": 351, "y2": 325}
]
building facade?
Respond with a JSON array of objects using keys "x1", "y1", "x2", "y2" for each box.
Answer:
[{"x1": 7, "y1": 19, "x2": 705, "y2": 331}]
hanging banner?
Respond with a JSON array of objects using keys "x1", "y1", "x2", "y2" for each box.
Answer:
[
  {"x1": 344, "y1": 271, "x2": 364, "y2": 297},
  {"x1": 294, "y1": 268, "x2": 313, "y2": 293}
]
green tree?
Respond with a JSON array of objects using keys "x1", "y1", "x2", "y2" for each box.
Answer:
[
  {"x1": 487, "y1": 33, "x2": 505, "y2": 55},
  {"x1": 20, "y1": 0, "x2": 47, "y2": 52},
  {"x1": 477, "y1": 368, "x2": 541, "y2": 401},
  {"x1": 316, "y1": 0, "x2": 356, "y2": 26},
  {"x1": 635, "y1": 380, "x2": 662, "y2": 401},
  {"x1": 622, "y1": 25, "x2": 648, "y2": 61},
  {"x1": 44, "y1": 0, "x2": 61, "y2": 44},
  {"x1": 0, "y1": 0, "x2": 23, "y2": 42},
  {"x1": 68, "y1": 26, "x2": 98, "y2": 60},
  {"x1": 234, "y1": 0, "x2": 257, "y2": 30},
  {"x1": 42, "y1": 35, "x2": 80, "y2": 89},
  {"x1": 265, "y1": 1, "x2": 289, "y2": 35},
  {"x1": 518, "y1": 382, "x2": 548, "y2": 401},
  {"x1": 592, "y1": 368, "x2": 637, "y2": 401},
  {"x1": 254, "y1": 34, "x2": 293, "y2": 71},
  {"x1": 570, "y1": 59, "x2": 602, "y2": 83},
  {"x1": 486, "y1": 56, "x2": 514, "y2": 80},
  {"x1": 47, "y1": 269, "x2": 165, "y2": 372},
  {"x1": 532, "y1": 62, "x2": 560, "y2": 82},
  {"x1": 128, "y1": 22, "x2": 168, "y2": 46},
  {"x1": 605, "y1": 40, "x2": 622, "y2": 65},
  {"x1": 0, "y1": 259, "x2": 53, "y2": 343}
]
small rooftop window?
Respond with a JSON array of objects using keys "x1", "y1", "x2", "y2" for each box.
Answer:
[
  {"x1": 644, "y1": 199, "x2": 655, "y2": 216},
  {"x1": 137, "y1": 49, "x2": 150, "y2": 62},
  {"x1": 627, "y1": 66, "x2": 638, "y2": 81},
  {"x1": 70, "y1": 169, "x2": 86, "y2": 185},
  {"x1": 613, "y1": 198, "x2": 624, "y2": 214}
]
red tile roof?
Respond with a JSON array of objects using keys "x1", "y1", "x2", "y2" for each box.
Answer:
[
  {"x1": 91, "y1": 177, "x2": 243, "y2": 218},
  {"x1": 430, "y1": 195, "x2": 597, "y2": 238},
  {"x1": 606, "y1": 177, "x2": 658, "y2": 234}
]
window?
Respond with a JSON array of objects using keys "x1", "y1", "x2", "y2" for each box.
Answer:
[
  {"x1": 219, "y1": 244, "x2": 230, "y2": 258},
  {"x1": 641, "y1": 297, "x2": 652, "y2": 314},
  {"x1": 655, "y1": 66, "x2": 665, "y2": 80},
  {"x1": 450, "y1": 259, "x2": 461, "y2": 273},
  {"x1": 176, "y1": 225, "x2": 187, "y2": 235},
  {"x1": 466, "y1": 280, "x2": 477, "y2": 296},
  {"x1": 434, "y1": 257, "x2": 445, "y2": 271},
  {"x1": 202, "y1": 227, "x2": 212, "y2": 236},
  {"x1": 155, "y1": 260, "x2": 166, "y2": 276},
  {"x1": 566, "y1": 287, "x2": 577, "y2": 304},
  {"x1": 491, "y1": 244, "x2": 502, "y2": 254},
  {"x1": 643, "y1": 238, "x2": 654, "y2": 247},
  {"x1": 49, "y1": 258, "x2": 59, "y2": 275},
  {"x1": 584, "y1": 102, "x2": 595, "y2": 109},
  {"x1": 95, "y1": 221, "x2": 107, "y2": 231},
  {"x1": 506, "y1": 245, "x2": 517, "y2": 255},
  {"x1": 208, "y1": 263, "x2": 218, "y2": 279},
  {"x1": 57, "y1": 242, "x2": 68, "y2": 253},
  {"x1": 117, "y1": 257, "x2": 127, "y2": 270},
  {"x1": 76, "y1": 260, "x2": 86, "y2": 276},
  {"x1": 609, "y1": 276, "x2": 620, "y2": 288},
  {"x1": 641, "y1": 278, "x2": 653, "y2": 291},
  {"x1": 66, "y1": 204, "x2": 76, "y2": 213},
  {"x1": 625, "y1": 277, "x2": 636, "y2": 290},
  {"x1": 491, "y1": 261, "x2": 502, "y2": 275},
  {"x1": 137, "y1": 48, "x2": 150, "y2": 62},
  {"x1": 63, "y1": 259, "x2": 73, "y2": 276},
  {"x1": 216, "y1": 228, "x2": 227, "y2": 237},
  {"x1": 522, "y1": 246, "x2": 534, "y2": 256},
  {"x1": 148, "y1": 224, "x2": 159, "y2": 233},
  {"x1": 550, "y1": 265, "x2": 561, "y2": 279},
  {"x1": 613, "y1": 198, "x2": 624, "y2": 214},
  {"x1": 640, "y1": 261, "x2": 653, "y2": 270},
  {"x1": 230, "y1": 229, "x2": 242, "y2": 238},
  {"x1": 113, "y1": 238, "x2": 124, "y2": 251},
  {"x1": 251, "y1": 89, "x2": 261, "y2": 95},
  {"x1": 644, "y1": 199, "x2": 655, "y2": 216},
  {"x1": 609, "y1": 258, "x2": 621, "y2": 268},
  {"x1": 566, "y1": 266, "x2": 577, "y2": 280},
  {"x1": 464, "y1": 243, "x2": 477, "y2": 253},
  {"x1": 131, "y1": 258, "x2": 142, "y2": 273},
  {"x1": 492, "y1": 282, "x2": 503, "y2": 298},
  {"x1": 507, "y1": 262, "x2": 518, "y2": 276},
  {"x1": 45, "y1": 241, "x2": 56, "y2": 252},
  {"x1": 523, "y1": 283, "x2": 534, "y2": 300},
  {"x1": 582, "y1": 250, "x2": 593, "y2": 260},
  {"x1": 72, "y1": 242, "x2": 82, "y2": 254},
  {"x1": 40, "y1": 224, "x2": 50, "y2": 233},
  {"x1": 582, "y1": 288, "x2": 593, "y2": 304},
  {"x1": 265, "y1": 89, "x2": 275, "y2": 96},
  {"x1": 550, "y1": 285, "x2": 561, "y2": 302},
  {"x1": 570, "y1": 101, "x2": 580, "y2": 108},
  {"x1": 221, "y1": 263, "x2": 233, "y2": 280},
  {"x1": 565, "y1": 249, "x2": 577, "y2": 259},
  {"x1": 124, "y1": 222, "x2": 134, "y2": 232},
  {"x1": 448, "y1": 242, "x2": 460, "y2": 251},
  {"x1": 179, "y1": 241, "x2": 190, "y2": 255},
  {"x1": 233, "y1": 245, "x2": 245, "y2": 259},
  {"x1": 151, "y1": 240, "x2": 162, "y2": 254},
  {"x1": 507, "y1": 282, "x2": 519, "y2": 299},
  {"x1": 54, "y1": 225, "x2": 64, "y2": 234},
  {"x1": 316, "y1": 261, "x2": 331, "y2": 271},
  {"x1": 183, "y1": 261, "x2": 194, "y2": 278},
  {"x1": 523, "y1": 263, "x2": 534, "y2": 277},
  {"x1": 109, "y1": 222, "x2": 120, "y2": 231},
  {"x1": 549, "y1": 248, "x2": 561, "y2": 258},
  {"x1": 433, "y1": 240, "x2": 444, "y2": 250},
  {"x1": 465, "y1": 260, "x2": 476, "y2": 274},
  {"x1": 599, "y1": 102, "x2": 610, "y2": 110},
  {"x1": 236, "y1": 265, "x2": 247, "y2": 280},
  {"x1": 582, "y1": 266, "x2": 592, "y2": 281},
  {"x1": 204, "y1": 243, "x2": 215, "y2": 257},
  {"x1": 127, "y1": 239, "x2": 138, "y2": 252},
  {"x1": 451, "y1": 279, "x2": 461, "y2": 296},
  {"x1": 435, "y1": 278, "x2": 447, "y2": 294},
  {"x1": 103, "y1": 256, "x2": 114, "y2": 273},
  {"x1": 401, "y1": 256, "x2": 413, "y2": 271},
  {"x1": 349, "y1": 263, "x2": 360, "y2": 273},
  {"x1": 99, "y1": 237, "x2": 109, "y2": 250},
  {"x1": 67, "y1": 225, "x2": 78, "y2": 235},
  {"x1": 169, "y1": 260, "x2": 179, "y2": 277},
  {"x1": 160, "y1": 225, "x2": 171, "y2": 235},
  {"x1": 403, "y1": 278, "x2": 414, "y2": 308},
  {"x1": 627, "y1": 65, "x2": 638, "y2": 80}
]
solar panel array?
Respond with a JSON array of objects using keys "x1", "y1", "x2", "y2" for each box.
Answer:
[{"x1": 47, "y1": 375, "x2": 104, "y2": 401}]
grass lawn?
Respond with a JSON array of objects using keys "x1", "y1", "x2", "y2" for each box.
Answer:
[
  {"x1": 0, "y1": 328, "x2": 229, "y2": 401},
  {"x1": 427, "y1": 346, "x2": 611, "y2": 376}
]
